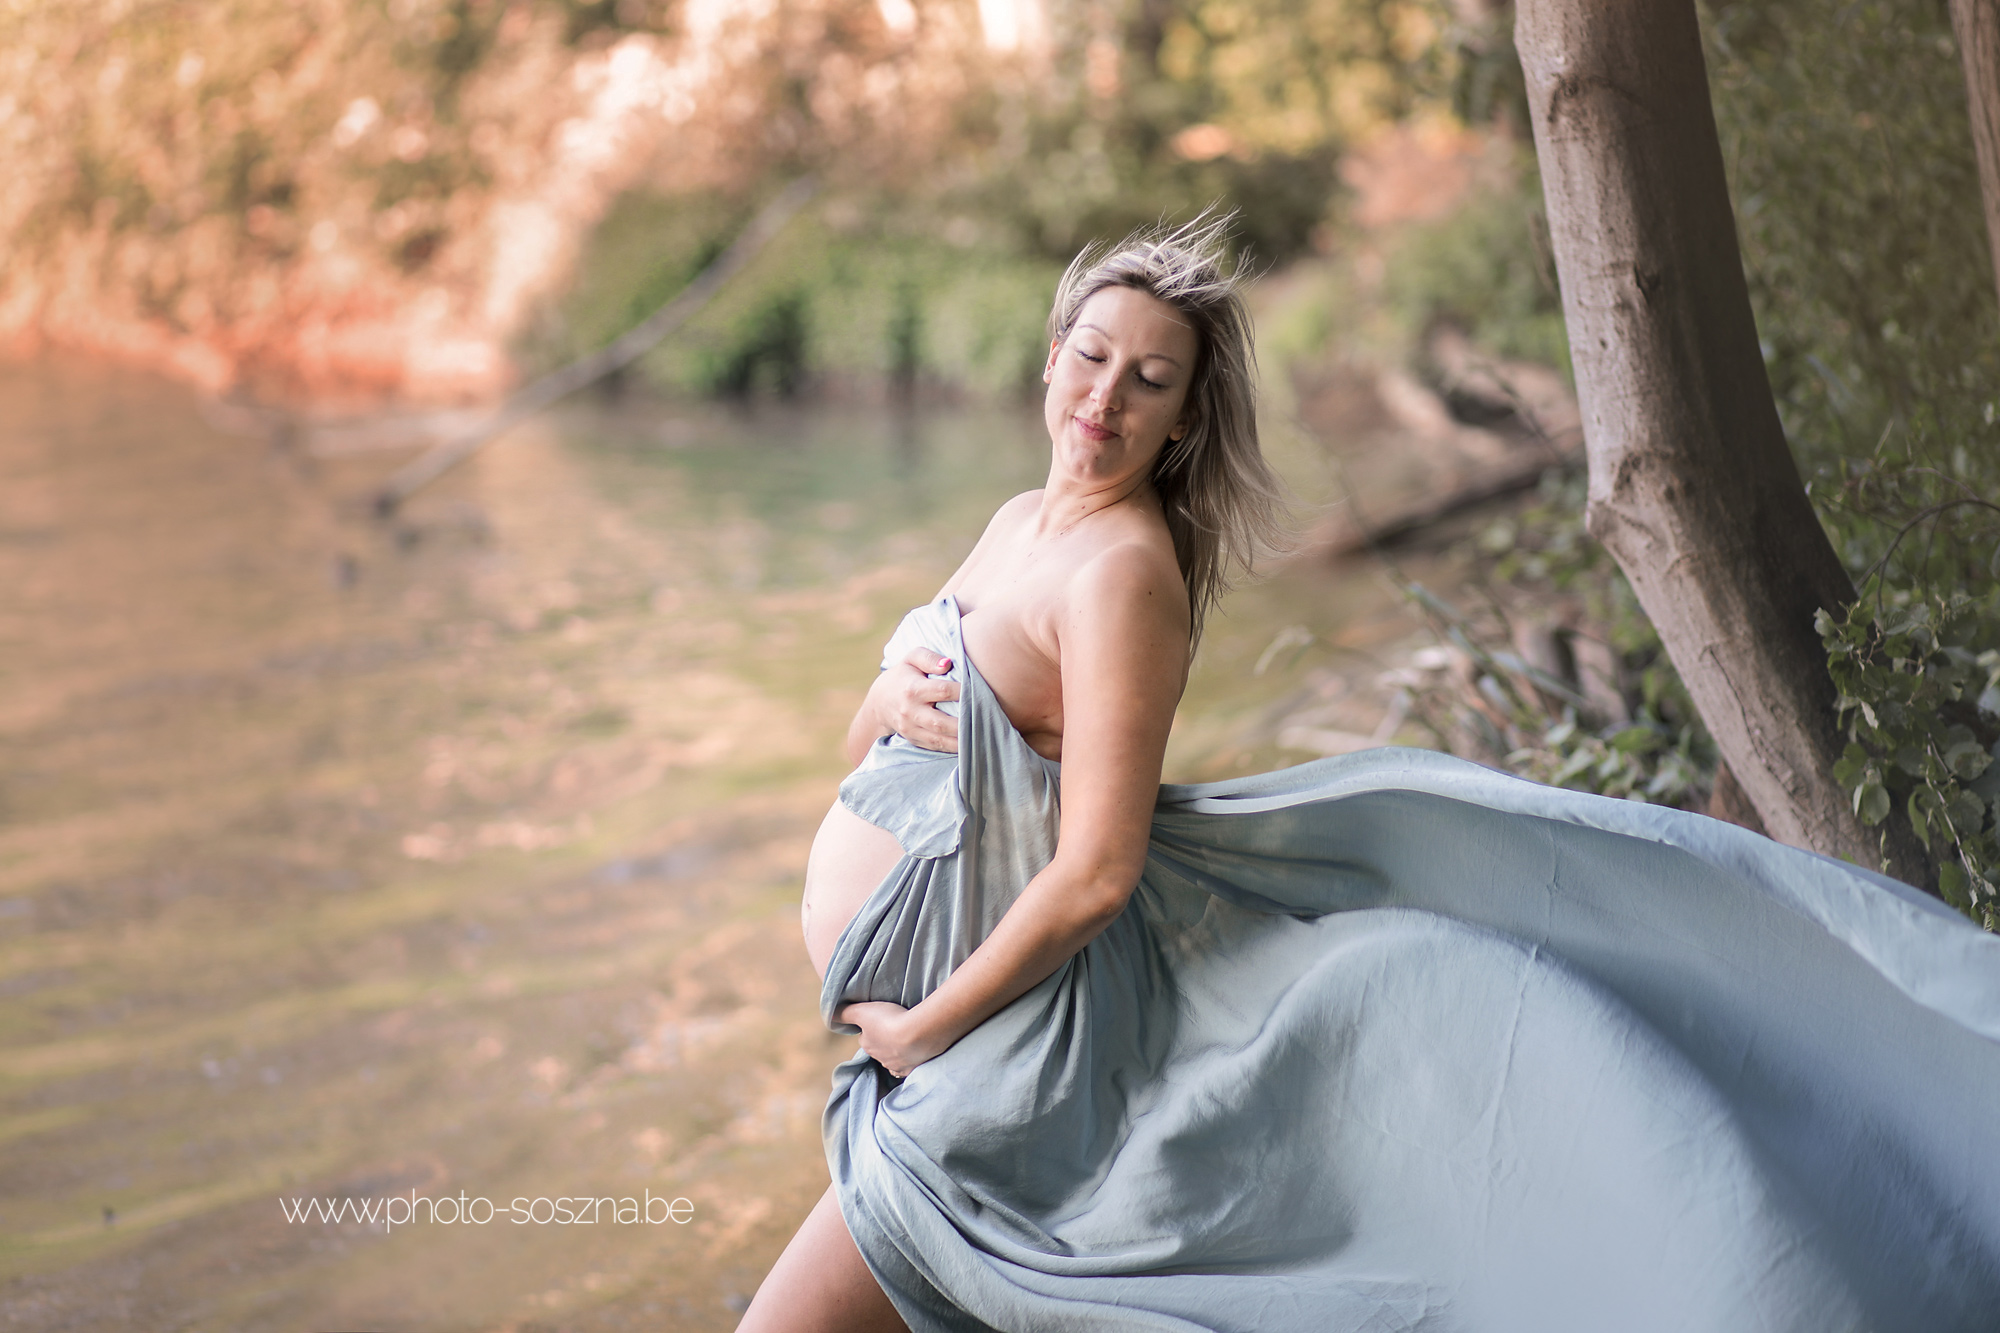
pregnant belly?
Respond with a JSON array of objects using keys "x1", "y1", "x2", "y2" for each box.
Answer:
[{"x1": 801, "y1": 798, "x2": 905, "y2": 980}]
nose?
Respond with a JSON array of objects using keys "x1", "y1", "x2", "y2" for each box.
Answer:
[{"x1": 1088, "y1": 364, "x2": 1121, "y2": 411}]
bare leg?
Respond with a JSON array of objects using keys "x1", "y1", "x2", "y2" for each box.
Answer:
[{"x1": 736, "y1": 1185, "x2": 909, "y2": 1333}]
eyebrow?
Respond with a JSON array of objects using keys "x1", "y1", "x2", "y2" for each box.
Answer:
[{"x1": 1075, "y1": 322, "x2": 1185, "y2": 368}]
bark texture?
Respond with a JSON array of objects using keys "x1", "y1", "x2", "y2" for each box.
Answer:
[
  {"x1": 1951, "y1": 0, "x2": 2000, "y2": 311},
  {"x1": 1514, "y1": 0, "x2": 1928, "y2": 882}
]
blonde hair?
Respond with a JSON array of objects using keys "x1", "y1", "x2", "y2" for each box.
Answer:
[{"x1": 1047, "y1": 213, "x2": 1289, "y2": 653}]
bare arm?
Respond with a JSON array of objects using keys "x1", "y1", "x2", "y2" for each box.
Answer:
[{"x1": 840, "y1": 543, "x2": 1189, "y2": 1076}]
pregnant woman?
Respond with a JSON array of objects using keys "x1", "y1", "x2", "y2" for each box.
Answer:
[{"x1": 741, "y1": 220, "x2": 2000, "y2": 1332}]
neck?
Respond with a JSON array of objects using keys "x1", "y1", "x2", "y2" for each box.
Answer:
[{"x1": 1034, "y1": 468, "x2": 1156, "y2": 537}]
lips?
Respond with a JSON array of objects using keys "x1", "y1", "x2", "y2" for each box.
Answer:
[{"x1": 1073, "y1": 416, "x2": 1116, "y2": 441}]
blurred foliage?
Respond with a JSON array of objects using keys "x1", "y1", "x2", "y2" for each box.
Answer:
[
  {"x1": 521, "y1": 189, "x2": 739, "y2": 371},
  {"x1": 1444, "y1": 0, "x2": 1527, "y2": 134},
  {"x1": 1700, "y1": 0, "x2": 2000, "y2": 911},
  {"x1": 527, "y1": 187, "x2": 1062, "y2": 399},
  {"x1": 1379, "y1": 159, "x2": 1569, "y2": 373},
  {"x1": 1706, "y1": 2, "x2": 1997, "y2": 475},
  {"x1": 540, "y1": 0, "x2": 1477, "y2": 399},
  {"x1": 1410, "y1": 471, "x2": 1717, "y2": 811},
  {"x1": 0, "y1": 0, "x2": 663, "y2": 353},
  {"x1": 706, "y1": 291, "x2": 811, "y2": 398},
  {"x1": 8, "y1": 0, "x2": 1487, "y2": 396},
  {"x1": 555, "y1": 0, "x2": 674, "y2": 45},
  {"x1": 947, "y1": 0, "x2": 1449, "y2": 263}
]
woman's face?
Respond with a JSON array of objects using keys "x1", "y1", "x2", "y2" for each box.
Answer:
[{"x1": 1042, "y1": 285, "x2": 1198, "y2": 491}]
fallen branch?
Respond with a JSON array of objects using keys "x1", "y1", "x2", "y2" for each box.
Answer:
[
  {"x1": 373, "y1": 175, "x2": 819, "y2": 516},
  {"x1": 1319, "y1": 450, "x2": 1568, "y2": 555}
]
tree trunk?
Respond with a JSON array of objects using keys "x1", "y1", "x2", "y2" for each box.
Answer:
[
  {"x1": 1513, "y1": 0, "x2": 1930, "y2": 884},
  {"x1": 1951, "y1": 0, "x2": 2000, "y2": 311}
]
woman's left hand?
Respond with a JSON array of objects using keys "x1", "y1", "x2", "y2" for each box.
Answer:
[{"x1": 838, "y1": 1001, "x2": 951, "y2": 1078}]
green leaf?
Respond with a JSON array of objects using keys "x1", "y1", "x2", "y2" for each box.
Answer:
[
  {"x1": 1832, "y1": 743, "x2": 1869, "y2": 788},
  {"x1": 1907, "y1": 790, "x2": 1930, "y2": 843},
  {"x1": 1885, "y1": 605, "x2": 1931, "y2": 637},
  {"x1": 1944, "y1": 740, "x2": 1992, "y2": 781},
  {"x1": 1940, "y1": 859, "x2": 1969, "y2": 907},
  {"x1": 1856, "y1": 779, "x2": 1890, "y2": 826}
]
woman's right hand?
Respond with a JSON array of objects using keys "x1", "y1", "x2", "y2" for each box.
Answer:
[{"x1": 851, "y1": 647, "x2": 960, "y2": 759}]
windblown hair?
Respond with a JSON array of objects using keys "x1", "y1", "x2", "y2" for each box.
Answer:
[{"x1": 1047, "y1": 213, "x2": 1290, "y2": 654}]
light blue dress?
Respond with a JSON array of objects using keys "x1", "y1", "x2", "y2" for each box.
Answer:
[{"x1": 822, "y1": 595, "x2": 2000, "y2": 1332}]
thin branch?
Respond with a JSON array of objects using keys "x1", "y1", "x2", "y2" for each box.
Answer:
[
  {"x1": 373, "y1": 177, "x2": 819, "y2": 516},
  {"x1": 1859, "y1": 498, "x2": 2000, "y2": 610}
]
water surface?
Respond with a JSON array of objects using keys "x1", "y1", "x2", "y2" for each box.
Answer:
[{"x1": 0, "y1": 359, "x2": 1450, "y2": 1330}]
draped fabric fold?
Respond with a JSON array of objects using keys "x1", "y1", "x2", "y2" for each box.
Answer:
[{"x1": 821, "y1": 595, "x2": 2000, "y2": 1332}]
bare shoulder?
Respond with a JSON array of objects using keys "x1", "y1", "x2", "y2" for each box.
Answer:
[
  {"x1": 1056, "y1": 536, "x2": 1191, "y2": 712},
  {"x1": 1063, "y1": 535, "x2": 1190, "y2": 644}
]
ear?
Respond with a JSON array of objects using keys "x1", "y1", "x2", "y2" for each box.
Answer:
[{"x1": 1043, "y1": 335, "x2": 1061, "y2": 384}]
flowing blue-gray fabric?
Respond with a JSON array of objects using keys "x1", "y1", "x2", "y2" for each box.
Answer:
[{"x1": 820, "y1": 596, "x2": 2000, "y2": 1332}]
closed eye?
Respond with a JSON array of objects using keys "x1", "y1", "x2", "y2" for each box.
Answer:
[{"x1": 1075, "y1": 348, "x2": 1170, "y2": 391}]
